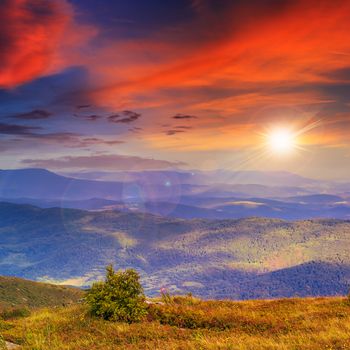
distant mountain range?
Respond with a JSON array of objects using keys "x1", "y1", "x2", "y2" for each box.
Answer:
[
  {"x1": 0, "y1": 202, "x2": 349, "y2": 299},
  {"x1": 1, "y1": 168, "x2": 350, "y2": 220},
  {"x1": 63, "y1": 169, "x2": 321, "y2": 187},
  {"x1": 0, "y1": 168, "x2": 125, "y2": 200}
]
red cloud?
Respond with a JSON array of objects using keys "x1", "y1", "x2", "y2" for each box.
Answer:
[
  {"x1": 0, "y1": 0, "x2": 71, "y2": 87},
  {"x1": 0, "y1": 0, "x2": 74, "y2": 88},
  {"x1": 89, "y1": 0, "x2": 350, "y2": 107}
]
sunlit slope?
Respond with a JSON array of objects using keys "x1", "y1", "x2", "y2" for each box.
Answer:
[
  {"x1": 0, "y1": 276, "x2": 83, "y2": 309},
  {"x1": 2, "y1": 297, "x2": 350, "y2": 350}
]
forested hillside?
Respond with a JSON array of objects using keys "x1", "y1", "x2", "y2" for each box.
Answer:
[{"x1": 0, "y1": 202, "x2": 349, "y2": 298}]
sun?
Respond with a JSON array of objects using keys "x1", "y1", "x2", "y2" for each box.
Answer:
[
  {"x1": 266, "y1": 128, "x2": 297, "y2": 155},
  {"x1": 249, "y1": 119, "x2": 321, "y2": 164}
]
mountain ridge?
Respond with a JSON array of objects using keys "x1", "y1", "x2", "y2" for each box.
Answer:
[{"x1": 1, "y1": 167, "x2": 350, "y2": 220}]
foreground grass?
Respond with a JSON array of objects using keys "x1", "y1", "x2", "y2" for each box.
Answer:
[{"x1": 1, "y1": 297, "x2": 350, "y2": 349}]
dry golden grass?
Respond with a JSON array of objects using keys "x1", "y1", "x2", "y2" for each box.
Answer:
[{"x1": 1, "y1": 296, "x2": 350, "y2": 349}]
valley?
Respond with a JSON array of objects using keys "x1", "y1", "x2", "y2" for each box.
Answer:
[{"x1": 0, "y1": 202, "x2": 349, "y2": 298}]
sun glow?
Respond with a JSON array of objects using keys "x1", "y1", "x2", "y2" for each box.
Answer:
[{"x1": 266, "y1": 128, "x2": 297, "y2": 155}]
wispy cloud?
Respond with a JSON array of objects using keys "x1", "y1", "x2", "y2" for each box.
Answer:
[
  {"x1": 80, "y1": 138, "x2": 124, "y2": 146},
  {"x1": 166, "y1": 129, "x2": 187, "y2": 136},
  {"x1": 172, "y1": 114, "x2": 198, "y2": 120},
  {"x1": 108, "y1": 110, "x2": 141, "y2": 124},
  {"x1": 12, "y1": 109, "x2": 52, "y2": 120},
  {"x1": 0, "y1": 122, "x2": 124, "y2": 149},
  {"x1": 73, "y1": 114, "x2": 103, "y2": 121},
  {"x1": 22, "y1": 154, "x2": 186, "y2": 170},
  {"x1": 0, "y1": 123, "x2": 41, "y2": 135},
  {"x1": 76, "y1": 104, "x2": 92, "y2": 109}
]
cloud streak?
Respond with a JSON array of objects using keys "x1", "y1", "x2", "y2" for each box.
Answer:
[
  {"x1": 0, "y1": 123, "x2": 41, "y2": 135},
  {"x1": 73, "y1": 114, "x2": 103, "y2": 121},
  {"x1": 13, "y1": 109, "x2": 52, "y2": 120},
  {"x1": 172, "y1": 114, "x2": 198, "y2": 120},
  {"x1": 108, "y1": 111, "x2": 141, "y2": 124},
  {"x1": 22, "y1": 154, "x2": 186, "y2": 171},
  {"x1": 0, "y1": 122, "x2": 124, "y2": 149},
  {"x1": 166, "y1": 129, "x2": 187, "y2": 136}
]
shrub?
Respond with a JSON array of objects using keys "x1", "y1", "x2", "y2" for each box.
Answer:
[
  {"x1": 0, "y1": 307, "x2": 31, "y2": 320},
  {"x1": 86, "y1": 265, "x2": 147, "y2": 323}
]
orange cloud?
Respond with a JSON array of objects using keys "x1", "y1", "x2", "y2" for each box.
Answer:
[
  {"x1": 89, "y1": 0, "x2": 350, "y2": 107},
  {"x1": 0, "y1": 0, "x2": 96, "y2": 88}
]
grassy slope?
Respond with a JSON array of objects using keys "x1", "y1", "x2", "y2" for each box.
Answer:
[
  {"x1": 0, "y1": 276, "x2": 84, "y2": 309},
  {"x1": 1, "y1": 297, "x2": 350, "y2": 349}
]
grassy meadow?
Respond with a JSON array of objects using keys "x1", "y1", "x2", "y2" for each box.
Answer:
[{"x1": 1, "y1": 296, "x2": 350, "y2": 350}]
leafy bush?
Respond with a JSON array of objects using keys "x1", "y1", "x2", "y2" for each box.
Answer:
[{"x1": 86, "y1": 265, "x2": 147, "y2": 322}]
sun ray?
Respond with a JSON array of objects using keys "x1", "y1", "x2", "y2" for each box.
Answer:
[{"x1": 258, "y1": 118, "x2": 323, "y2": 158}]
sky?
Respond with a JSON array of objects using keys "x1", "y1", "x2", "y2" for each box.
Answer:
[{"x1": 1, "y1": 0, "x2": 350, "y2": 179}]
